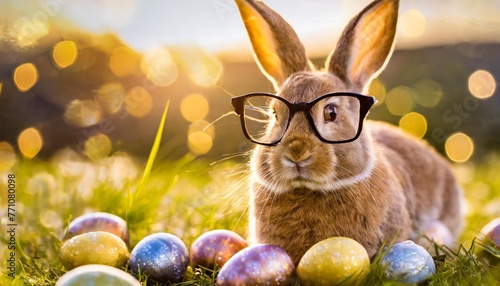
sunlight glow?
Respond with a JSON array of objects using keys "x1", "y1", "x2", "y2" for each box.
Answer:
[
  {"x1": 399, "y1": 112, "x2": 427, "y2": 139},
  {"x1": 385, "y1": 86, "x2": 415, "y2": 116},
  {"x1": 125, "y1": 86, "x2": 153, "y2": 118},
  {"x1": 18, "y1": 127, "x2": 43, "y2": 159},
  {"x1": 368, "y1": 78, "x2": 386, "y2": 106},
  {"x1": 141, "y1": 47, "x2": 178, "y2": 87},
  {"x1": 13, "y1": 17, "x2": 49, "y2": 47},
  {"x1": 188, "y1": 131, "x2": 213, "y2": 155},
  {"x1": 0, "y1": 141, "x2": 17, "y2": 171},
  {"x1": 180, "y1": 93, "x2": 209, "y2": 123},
  {"x1": 109, "y1": 46, "x2": 140, "y2": 77},
  {"x1": 173, "y1": 47, "x2": 222, "y2": 86},
  {"x1": 53, "y1": 40, "x2": 78, "y2": 68},
  {"x1": 95, "y1": 83, "x2": 125, "y2": 114},
  {"x1": 445, "y1": 132, "x2": 474, "y2": 163},
  {"x1": 84, "y1": 133, "x2": 112, "y2": 161},
  {"x1": 64, "y1": 100, "x2": 103, "y2": 127},
  {"x1": 13, "y1": 63, "x2": 38, "y2": 92},
  {"x1": 400, "y1": 10, "x2": 426, "y2": 37},
  {"x1": 468, "y1": 70, "x2": 496, "y2": 99}
]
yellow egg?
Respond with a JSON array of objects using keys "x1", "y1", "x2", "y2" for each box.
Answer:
[
  {"x1": 60, "y1": 231, "x2": 129, "y2": 270},
  {"x1": 297, "y1": 237, "x2": 370, "y2": 286}
]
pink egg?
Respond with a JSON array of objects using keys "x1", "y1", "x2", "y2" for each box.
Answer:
[
  {"x1": 190, "y1": 229, "x2": 247, "y2": 271},
  {"x1": 480, "y1": 217, "x2": 500, "y2": 247},
  {"x1": 216, "y1": 244, "x2": 294, "y2": 286},
  {"x1": 65, "y1": 212, "x2": 128, "y2": 244},
  {"x1": 420, "y1": 221, "x2": 453, "y2": 246}
]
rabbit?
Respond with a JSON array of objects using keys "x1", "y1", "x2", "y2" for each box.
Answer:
[{"x1": 233, "y1": 0, "x2": 464, "y2": 265}]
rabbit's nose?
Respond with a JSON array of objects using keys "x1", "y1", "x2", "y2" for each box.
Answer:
[
  {"x1": 282, "y1": 153, "x2": 312, "y2": 168},
  {"x1": 281, "y1": 139, "x2": 312, "y2": 167}
]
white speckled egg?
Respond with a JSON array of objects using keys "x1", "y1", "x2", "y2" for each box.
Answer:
[
  {"x1": 60, "y1": 231, "x2": 130, "y2": 270},
  {"x1": 55, "y1": 264, "x2": 140, "y2": 286},
  {"x1": 381, "y1": 240, "x2": 436, "y2": 284}
]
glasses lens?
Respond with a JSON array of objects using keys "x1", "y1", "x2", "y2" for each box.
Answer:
[
  {"x1": 311, "y1": 95, "x2": 361, "y2": 142},
  {"x1": 242, "y1": 95, "x2": 289, "y2": 144}
]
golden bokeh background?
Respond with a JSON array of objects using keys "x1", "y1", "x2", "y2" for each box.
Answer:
[{"x1": 0, "y1": 0, "x2": 499, "y2": 165}]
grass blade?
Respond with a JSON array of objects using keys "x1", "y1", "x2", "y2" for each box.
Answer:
[{"x1": 127, "y1": 100, "x2": 170, "y2": 211}]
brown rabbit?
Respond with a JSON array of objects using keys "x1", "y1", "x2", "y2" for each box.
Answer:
[{"x1": 232, "y1": 0, "x2": 464, "y2": 265}]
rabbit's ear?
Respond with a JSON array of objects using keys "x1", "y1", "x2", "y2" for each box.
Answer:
[
  {"x1": 235, "y1": 0, "x2": 311, "y2": 90},
  {"x1": 326, "y1": 0, "x2": 399, "y2": 89}
]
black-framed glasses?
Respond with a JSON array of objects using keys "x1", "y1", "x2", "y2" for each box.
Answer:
[{"x1": 231, "y1": 92, "x2": 375, "y2": 146}]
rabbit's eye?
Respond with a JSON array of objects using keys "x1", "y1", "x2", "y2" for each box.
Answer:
[{"x1": 323, "y1": 104, "x2": 338, "y2": 122}]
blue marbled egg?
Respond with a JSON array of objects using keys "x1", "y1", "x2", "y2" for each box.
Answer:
[
  {"x1": 381, "y1": 240, "x2": 436, "y2": 284},
  {"x1": 129, "y1": 233, "x2": 189, "y2": 284}
]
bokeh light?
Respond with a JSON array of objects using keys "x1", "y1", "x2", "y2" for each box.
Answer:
[
  {"x1": 84, "y1": 133, "x2": 113, "y2": 161},
  {"x1": 18, "y1": 127, "x2": 43, "y2": 159},
  {"x1": 400, "y1": 10, "x2": 426, "y2": 37},
  {"x1": 141, "y1": 47, "x2": 178, "y2": 87},
  {"x1": 64, "y1": 99, "x2": 103, "y2": 127},
  {"x1": 385, "y1": 86, "x2": 415, "y2": 116},
  {"x1": 125, "y1": 86, "x2": 153, "y2": 118},
  {"x1": 0, "y1": 81, "x2": 3, "y2": 96},
  {"x1": 180, "y1": 93, "x2": 209, "y2": 123},
  {"x1": 413, "y1": 79, "x2": 443, "y2": 108},
  {"x1": 13, "y1": 63, "x2": 38, "y2": 92},
  {"x1": 174, "y1": 47, "x2": 222, "y2": 86},
  {"x1": 109, "y1": 46, "x2": 140, "y2": 77},
  {"x1": 445, "y1": 132, "x2": 474, "y2": 163},
  {"x1": 0, "y1": 141, "x2": 17, "y2": 171},
  {"x1": 468, "y1": 69, "x2": 496, "y2": 99},
  {"x1": 188, "y1": 131, "x2": 213, "y2": 155},
  {"x1": 188, "y1": 120, "x2": 215, "y2": 138},
  {"x1": 95, "y1": 83, "x2": 125, "y2": 114},
  {"x1": 368, "y1": 78, "x2": 386, "y2": 105},
  {"x1": 399, "y1": 112, "x2": 427, "y2": 139},
  {"x1": 52, "y1": 40, "x2": 78, "y2": 68}
]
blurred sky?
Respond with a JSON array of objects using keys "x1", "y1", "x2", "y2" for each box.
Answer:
[{"x1": 3, "y1": 0, "x2": 500, "y2": 58}]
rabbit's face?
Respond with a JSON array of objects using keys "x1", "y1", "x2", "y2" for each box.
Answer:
[{"x1": 250, "y1": 71, "x2": 375, "y2": 194}]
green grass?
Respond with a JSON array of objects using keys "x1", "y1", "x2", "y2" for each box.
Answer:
[{"x1": 0, "y1": 149, "x2": 499, "y2": 285}]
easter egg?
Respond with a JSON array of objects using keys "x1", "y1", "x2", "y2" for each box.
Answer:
[
  {"x1": 190, "y1": 229, "x2": 247, "y2": 271},
  {"x1": 421, "y1": 221, "x2": 454, "y2": 246},
  {"x1": 479, "y1": 217, "x2": 500, "y2": 247},
  {"x1": 297, "y1": 237, "x2": 370, "y2": 286},
  {"x1": 60, "y1": 231, "x2": 130, "y2": 270},
  {"x1": 65, "y1": 212, "x2": 129, "y2": 244},
  {"x1": 129, "y1": 232, "x2": 189, "y2": 284},
  {"x1": 381, "y1": 240, "x2": 436, "y2": 284},
  {"x1": 55, "y1": 264, "x2": 141, "y2": 286},
  {"x1": 216, "y1": 244, "x2": 294, "y2": 286}
]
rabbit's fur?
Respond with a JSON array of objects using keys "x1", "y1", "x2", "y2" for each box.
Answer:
[{"x1": 235, "y1": 0, "x2": 463, "y2": 265}]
